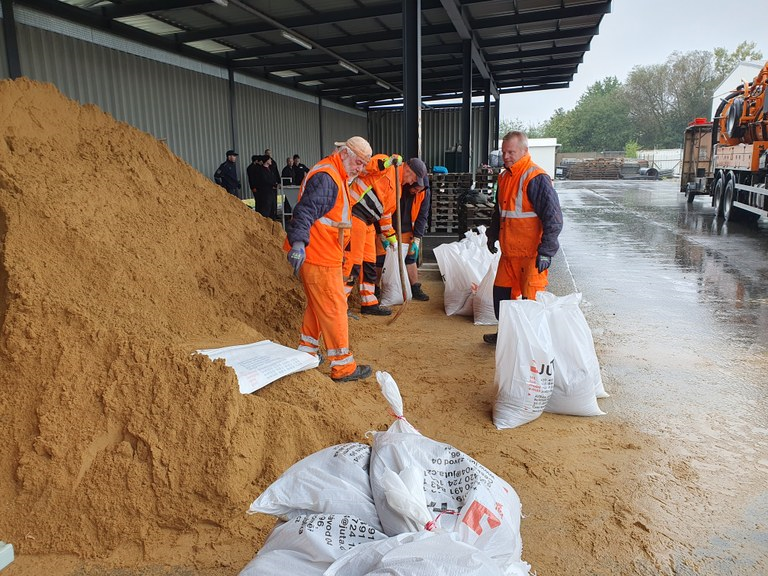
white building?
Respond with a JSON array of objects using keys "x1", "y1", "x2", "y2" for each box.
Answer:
[{"x1": 492, "y1": 137, "x2": 559, "y2": 177}]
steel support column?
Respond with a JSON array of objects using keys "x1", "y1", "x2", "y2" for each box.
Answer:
[
  {"x1": 227, "y1": 68, "x2": 241, "y2": 198},
  {"x1": 2, "y1": 0, "x2": 22, "y2": 79},
  {"x1": 318, "y1": 96, "x2": 325, "y2": 159},
  {"x1": 402, "y1": 0, "x2": 421, "y2": 159},
  {"x1": 460, "y1": 39, "x2": 472, "y2": 172},
  {"x1": 481, "y1": 78, "x2": 490, "y2": 166}
]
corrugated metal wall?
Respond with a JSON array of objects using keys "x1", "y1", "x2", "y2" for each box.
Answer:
[
  {"x1": 321, "y1": 104, "x2": 369, "y2": 158},
  {"x1": 368, "y1": 105, "x2": 498, "y2": 170},
  {"x1": 0, "y1": 6, "x2": 368, "y2": 199}
]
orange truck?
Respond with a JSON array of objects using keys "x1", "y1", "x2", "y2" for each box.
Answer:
[{"x1": 680, "y1": 60, "x2": 768, "y2": 223}]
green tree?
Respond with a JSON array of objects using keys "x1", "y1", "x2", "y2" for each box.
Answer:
[
  {"x1": 625, "y1": 51, "x2": 718, "y2": 147},
  {"x1": 540, "y1": 77, "x2": 632, "y2": 152},
  {"x1": 498, "y1": 118, "x2": 546, "y2": 139},
  {"x1": 713, "y1": 41, "x2": 764, "y2": 82}
]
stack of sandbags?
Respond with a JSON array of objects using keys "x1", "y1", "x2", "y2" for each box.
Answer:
[{"x1": 242, "y1": 372, "x2": 532, "y2": 576}]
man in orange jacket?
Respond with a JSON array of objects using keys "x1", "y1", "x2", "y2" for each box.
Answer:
[
  {"x1": 395, "y1": 175, "x2": 431, "y2": 301},
  {"x1": 483, "y1": 131, "x2": 563, "y2": 345},
  {"x1": 285, "y1": 136, "x2": 373, "y2": 381},
  {"x1": 365, "y1": 156, "x2": 429, "y2": 293}
]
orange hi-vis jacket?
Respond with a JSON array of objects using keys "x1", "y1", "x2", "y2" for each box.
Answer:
[
  {"x1": 292, "y1": 152, "x2": 352, "y2": 267},
  {"x1": 497, "y1": 152, "x2": 547, "y2": 258},
  {"x1": 361, "y1": 154, "x2": 402, "y2": 238}
]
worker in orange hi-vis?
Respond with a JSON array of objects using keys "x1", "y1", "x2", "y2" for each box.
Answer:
[
  {"x1": 343, "y1": 176, "x2": 391, "y2": 315},
  {"x1": 395, "y1": 176, "x2": 431, "y2": 301},
  {"x1": 362, "y1": 155, "x2": 429, "y2": 291},
  {"x1": 284, "y1": 136, "x2": 373, "y2": 382}
]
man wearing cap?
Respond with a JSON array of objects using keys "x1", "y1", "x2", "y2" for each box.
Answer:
[
  {"x1": 363, "y1": 156, "x2": 430, "y2": 296},
  {"x1": 396, "y1": 171, "x2": 431, "y2": 301},
  {"x1": 214, "y1": 150, "x2": 242, "y2": 197},
  {"x1": 284, "y1": 136, "x2": 374, "y2": 383}
]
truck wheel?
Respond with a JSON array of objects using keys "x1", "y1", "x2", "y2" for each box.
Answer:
[
  {"x1": 712, "y1": 177, "x2": 724, "y2": 218},
  {"x1": 723, "y1": 179, "x2": 736, "y2": 221}
]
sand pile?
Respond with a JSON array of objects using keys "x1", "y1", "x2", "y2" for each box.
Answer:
[{"x1": 0, "y1": 79, "x2": 375, "y2": 566}]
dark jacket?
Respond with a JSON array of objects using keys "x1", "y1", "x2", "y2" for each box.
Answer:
[
  {"x1": 281, "y1": 165, "x2": 295, "y2": 183},
  {"x1": 253, "y1": 164, "x2": 278, "y2": 218},
  {"x1": 214, "y1": 160, "x2": 241, "y2": 196},
  {"x1": 397, "y1": 184, "x2": 431, "y2": 238},
  {"x1": 293, "y1": 162, "x2": 310, "y2": 186},
  {"x1": 247, "y1": 162, "x2": 262, "y2": 191},
  {"x1": 286, "y1": 172, "x2": 338, "y2": 246}
]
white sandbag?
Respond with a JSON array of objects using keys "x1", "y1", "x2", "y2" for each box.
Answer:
[
  {"x1": 325, "y1": 530, "x2": 530, "y2": 576},
  {"x1": 248, "y1": 443, "x2": 381, "y2": 530},
  {"x1": 434, "y1": 243, "x2": 475, "y2": 316},
  {"x1": 379, "y1": 244, "x2": 412, "y2": 307},
  {"x1": 473, "y1": 252, "x2": 500, "y2": 325},
  {"x1": 536, "y1": 292, "x2": 607, "y2": 416},
  {"x1": 370, "y1": 372, "x2": 526, "y2": 569},
  {"x1": 493, "y1": 299, "x2": 555, "y2": 429},
  {"x1": 239, "y1": 514, "x2": 386, "y2": 576}
]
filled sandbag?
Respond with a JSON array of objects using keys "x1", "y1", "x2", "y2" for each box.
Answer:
[
  {"x1": 248, "y1": 443, "x2": 381, "y2": 530},
  {"x1": 239, "y1": 514, "x2": 386, "y2": 576},
  {"x1": 537, "y1": 292, "x2": 606, "y2": 416},
  {"x1": 493, "y1": 299, "x2": 554, "y2": 429},
  {"x1": 368, "y1": 372, "x2": 529, "y2": 571}
]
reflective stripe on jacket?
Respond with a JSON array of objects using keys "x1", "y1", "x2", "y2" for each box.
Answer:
[
  {"x1": 498, "y1": 153, "x2": 547, "y2": 258},
  {"x1": 290, "y1": 152, "x2": 352, "y2": 267}
]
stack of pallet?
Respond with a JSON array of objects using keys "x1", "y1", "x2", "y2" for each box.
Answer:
[
  {"x1": 566, "y1": 158, "x2": 622, "y2": 180},
  {"x1": 458, "y1": 200, "x2": 495, "y2": 235},
  {"x1": 474, "y1": 167, "x2": 500, "y2": 196},
  {"x1": 429, "y1": 172, "x2": 472, "y2": 233}
]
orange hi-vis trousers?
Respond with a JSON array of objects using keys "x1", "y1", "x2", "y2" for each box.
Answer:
[
  {"x1": 343, "y1": 217, "x2": 379, "y2": 308},
  {"x1": 494, "y1": 254, "x2": 548, "y2": 300},
  {"x1": 298, "y1": 262, "x2": 357, "y2": 379}
]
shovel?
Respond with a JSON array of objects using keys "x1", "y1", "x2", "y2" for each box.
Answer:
[{"x1": 388, "y1": 161, "x2": 409, "y2": 325}]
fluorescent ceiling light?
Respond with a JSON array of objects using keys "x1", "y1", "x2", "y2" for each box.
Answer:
[
  {"x1": 376, "y1": 81, "x2": 389, "y2": 89},
  {"x1": 281, "y1": 31, "x2": 313, "y2": 50},
  {"x1": 299, "y1": 80, "x2": 324, "y2": 86},
  {"x1": 211, "y1": 0, "x2": 228, "y2": 6},
  {"x1": 338, "y1": 60, "x2": 359, "y2": 74},
  {"x1": 271, "y1": 70, "x2": 301, "y2": 78}
]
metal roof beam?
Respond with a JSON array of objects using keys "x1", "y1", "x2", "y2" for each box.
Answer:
[
  {"x1": 439, "y1": 0, "x2": 498, "y2": 99},
  {"x1": 101, "y1": 0, "x2": 210, "y2": 19},
  {"x1": 469, "y1": 2, "x2": 611, "y2": 30},
  {"x1": 485, "y1": 43, "x2": 590, "y2": 63},
  {"x1": 174, "y1": 0, "x2": 445, "y2": 43},
  {"x1": 479, "y1": 24, "x2": 599, "y2": 49}
]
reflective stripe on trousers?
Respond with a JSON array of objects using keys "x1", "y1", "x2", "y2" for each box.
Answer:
[{"x1": 298, "y1": 261, "x2": 357, "y2": 379}]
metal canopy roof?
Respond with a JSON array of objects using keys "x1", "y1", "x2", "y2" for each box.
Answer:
[{"x1": 17, "y1": 0, "x2": 612, "y2": 110}]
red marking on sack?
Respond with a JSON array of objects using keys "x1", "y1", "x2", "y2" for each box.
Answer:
[{"x1": 461, "y1": 501, "x2": 502, "y2": 535}]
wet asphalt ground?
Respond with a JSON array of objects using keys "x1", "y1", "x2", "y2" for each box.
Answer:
[
  {"x1": 423, "y1": 178, "x2": 768, "y2": 573},
  {"x1": 545, "y1": 179, "x2": 767, "y2": 573}
]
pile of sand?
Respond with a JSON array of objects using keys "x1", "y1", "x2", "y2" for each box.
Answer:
[{"x1": 0, "y1": 79, "x2": 377, "y2": 566}]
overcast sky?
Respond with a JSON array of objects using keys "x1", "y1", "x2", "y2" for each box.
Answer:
[{"x1": 498, "y1": 0, "x2": 768, "y2": 126}]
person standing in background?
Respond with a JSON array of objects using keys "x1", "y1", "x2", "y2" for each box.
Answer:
[
  {"x1": 292, "y1": 154, "x2": 310, "y2": 186},
  {"x1": 281, "y1": 157, "x2": 295, "y2": 183},
  {"x1": 253, "y1": 155, "x2": 278, "y2": 219},
  {"x1": 213, "y1": 150, "x2": 241, "y2": 197},
  {"x1": 247, "y1": 155, "x2": 263, "y2": 204}
]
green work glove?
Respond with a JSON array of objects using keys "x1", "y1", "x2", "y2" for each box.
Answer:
[{"x1": 408, "y1": 237, "x2": 421, "y2": 259}]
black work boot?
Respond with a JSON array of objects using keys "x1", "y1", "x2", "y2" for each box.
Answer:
[
  {"x1": 483, "y1": 333, "x2": 498, "y2": 345},
  {"x1": 332, "y1": 364, "x2": 373, "y2": 382},
  {"x1": 360, "y1": 304, "x2": 392, "y2": 316},
  {"x1": 411, "y1": 283, "x2": 429, "y2": 301}
]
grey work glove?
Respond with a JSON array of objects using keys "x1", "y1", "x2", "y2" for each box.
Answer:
[
  {"x1": 287, "y1": 241, "x2": 306, "y2": 277},
  {"x1": 536, "y1": 254, "x2": 551, "y2": 273}
]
